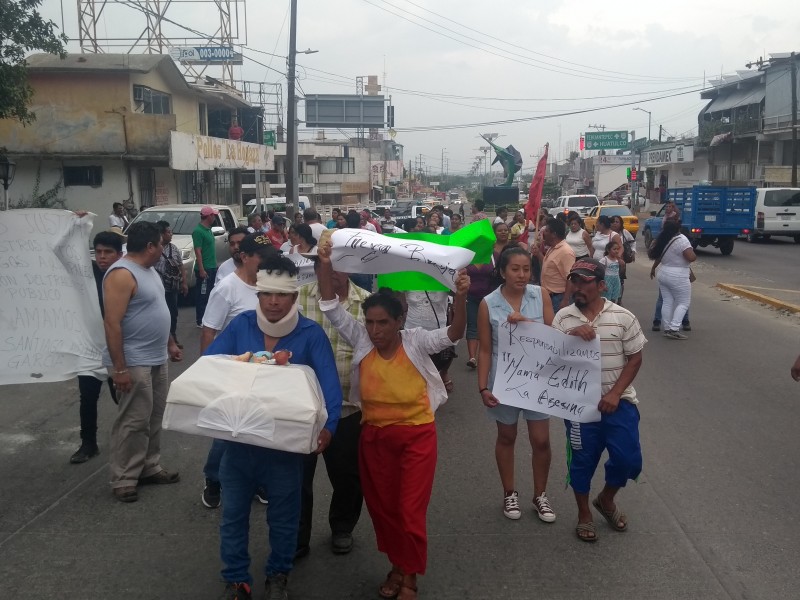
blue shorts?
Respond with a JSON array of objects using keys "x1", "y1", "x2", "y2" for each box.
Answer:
[
  {"x1": 466, "y1": 296, "x2": 481, "y2": 340},
  {"x1": 564, "y1": 400, "x2": 642, "y2": 495},
  {"x1": 487, "y1": 403, "x2": 550, "y2": 425}
]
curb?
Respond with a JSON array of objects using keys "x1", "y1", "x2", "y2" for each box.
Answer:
[{"x1": 716, "y1": 283, "x2": 800, "y2": 314}]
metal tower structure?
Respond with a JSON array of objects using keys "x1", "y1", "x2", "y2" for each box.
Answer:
[{"x1": 75, "y1": 0, "x2": 247, "y2": 85}]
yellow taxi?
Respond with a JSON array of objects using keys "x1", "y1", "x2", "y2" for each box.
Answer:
[{"x1": 582, "y1": 205, "x2": 639, "y2": 237}]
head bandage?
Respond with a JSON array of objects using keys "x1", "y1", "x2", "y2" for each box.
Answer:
[{"x1": 256, "y1": 269, "x2": 299, "y2": 294}]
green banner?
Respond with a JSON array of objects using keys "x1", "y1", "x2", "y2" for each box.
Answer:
[{"x1": 376, "y1": 219, "x2": 496, "y2": 292}]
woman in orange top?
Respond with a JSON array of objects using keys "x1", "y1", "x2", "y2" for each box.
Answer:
[{"x1": 316, "y1": 243, "x2": 470, "y2": 600}]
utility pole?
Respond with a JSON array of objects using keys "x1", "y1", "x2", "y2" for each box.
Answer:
[
  {"x1": 588, "y1": 124, "x2": 606, "y2": 132},
  {"x1": 791, "y1": 52, "x2": 798, "y2": 187},
  {"x1": 658, "y1": 125, "x2": 663, "y2": 143},
  {"x1": 286, "y1": 0, "x2": 298, "y2": 220}
]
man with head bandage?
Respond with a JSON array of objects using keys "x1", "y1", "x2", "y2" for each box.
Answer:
[{"x1": 205, "y1": 253, "x2": 342, "y2": 600}]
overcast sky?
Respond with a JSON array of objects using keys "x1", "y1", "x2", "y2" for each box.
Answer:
[{"x1": 41, "y1": 0, "x2": 800, "y2": 175}]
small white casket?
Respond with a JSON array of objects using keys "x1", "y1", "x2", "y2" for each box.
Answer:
[{"x1": 163, "y1": 356, "x2": 328, "y2": 454}]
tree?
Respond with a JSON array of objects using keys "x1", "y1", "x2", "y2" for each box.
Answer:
[{"x1": 0, "y1": 0, "x2": 67, "y2": 124}]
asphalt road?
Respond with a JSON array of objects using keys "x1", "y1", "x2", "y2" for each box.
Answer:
[{"x1": 1, "y1": 245, "x2": 799, "y2": 599}]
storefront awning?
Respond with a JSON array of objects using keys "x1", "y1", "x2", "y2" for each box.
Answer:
[{"x1": 706, "y1": 87, "x2": 765, "y2": 113}]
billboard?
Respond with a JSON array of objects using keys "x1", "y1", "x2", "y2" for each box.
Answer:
[
  {"x1": 170, "y1": 131, "x2": 275, "y2": 171},
  {"x1": 169, "y1": 46, "x2": 244, "y2": 65},
  {"x1": 305, "y1": 94, "x2": 386, "y2": 128}
]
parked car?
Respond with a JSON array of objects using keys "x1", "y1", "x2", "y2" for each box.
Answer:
[
  {"x1": 126, "y1": 204, "x2": 237, "y2": 288},
  {"x1": 548, "y1": 194, "x2": 600, "y2": 217},
  {"x1": 583, "y1": 205, "x2": 639, "y2": 237}
]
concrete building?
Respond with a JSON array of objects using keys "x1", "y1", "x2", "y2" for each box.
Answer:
[
  {"x1": 0, "y1": 53, "x2": 273, "y2": 223},
  {"x1": 699, "y1": 52, "x2": 799, "y2": 186}
]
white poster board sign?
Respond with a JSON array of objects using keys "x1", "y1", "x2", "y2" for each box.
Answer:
[
  {"x1": 330, "y1": 228, "x2": 474, "y2": 291},
  {"x1": 286, "y1": 253, "x2": 316, "y2": 286},
  {"x1": 0, "y1": 210, "x2": 106, "y2": 384},
  {"x1": 494, "y1": 321, "x2": 602, "y2": 423}
]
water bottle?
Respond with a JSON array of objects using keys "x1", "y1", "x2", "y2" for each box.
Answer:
[{"x1": 200, "y1": 277, "x2": 207, "y2": 295}]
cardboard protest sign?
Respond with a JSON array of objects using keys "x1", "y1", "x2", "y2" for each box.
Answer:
[
  {"x1": 494, "y1": 320, "x2": 602, "y2": 423},
  {"x1": 331, "y1": 228, "x2": 475, "y2": 291},
  {"x1": 0, "y1": 210, "x2": 106, "y2": 384}
]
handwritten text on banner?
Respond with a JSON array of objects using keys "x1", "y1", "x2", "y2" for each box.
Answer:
[
  {"x1": 494, "y1": 320, "x2": 602, "y2": 423},
  {"x1": 330, "y1": 228, "x2": 475, "y2": 291},
  {"x1": 0, "y1": 210, "x2": 106, "y2": 384}
]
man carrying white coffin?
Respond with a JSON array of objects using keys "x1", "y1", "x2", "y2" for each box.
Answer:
[{"x1": 205, "y1": 253, "x2": 342, "y2": 600}]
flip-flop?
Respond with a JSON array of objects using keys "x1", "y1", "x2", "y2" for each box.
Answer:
[
  {"x1": 592, "y1": 496, "x2": 627, "y2": 531},
  {"x1": 466, "y1": 358, "x2": 477, "y2": 369},
  {"x1": 444, "y1": 380, "x2": 454, "y2": 393},
  {"x1": 378, "y1": 569, "x2": 403, "y2": 599},
  {"x1": 575, "y1": 521, "x2": 597, "y2": 543}
]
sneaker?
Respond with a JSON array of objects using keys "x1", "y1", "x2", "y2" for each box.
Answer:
[
  {"x1": 264, "y1": 574, "x2": 289, "y2": 600},
  {"x1": 70, "y1": 443, "x2": 99, "y2": 464},
  {"x1": 255, "y1": 487, "x2": 268, "y2": 505},
  {"x1": 331, "y1": 532, "x2": 353, "y2": 554},
  {"x1": 652, "y1": 320, "x2": 661, "y2": 332},
  {"x1": 665, "y1": 330, "x2": 688, "y2": 340},
  {"x1": 202, "y1": 478, "x2": 221, "y2": 508},
  {"x1": 682, "y1": 321, "x2": 691, "y2": 332},
  {"x1": 219, "y1": 582, "x2": 252, "y2": 600},
  {"x1": 503, "y1": 491, "x2": 521, "y2": 520},
  {"x1": 533, "y1": 493, "x2": 556, "y2": 523},
  {"x1": 139, "y1": 469, "x2": 180, "y2": 485}
]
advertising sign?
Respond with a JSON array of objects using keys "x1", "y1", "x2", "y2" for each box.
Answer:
[
  {"x1": 169, "y1": 46, "x2": 243, "y2": 65},
  {"x1": 170, "y1": 131, "x2": 275, "y2": 171}
]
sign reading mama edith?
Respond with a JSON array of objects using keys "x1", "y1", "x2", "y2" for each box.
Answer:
[{"x1": 170, "y1": 131, "x2": 275, "y2": 171}]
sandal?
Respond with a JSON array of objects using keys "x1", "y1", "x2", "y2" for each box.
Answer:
[
  {"x1": 378, "y1": 569, "x2": 403, "y2": 599},
  {"x1": 398, "y1": 584, "x2": 418, "y2": 600},
  {"x1": 592, "y1": 495, "x2": 627, "y2": 531},
  {"x1": 444, "y1": 380, "x2": 454, "y2": 393},
  {"x1": 575, "y1": 521, "x2": 597, "y2": 543},
  {"x1": 466, "y1": 358, "x2": 477, "y2": 369}
]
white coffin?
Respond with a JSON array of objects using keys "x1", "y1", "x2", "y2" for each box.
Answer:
[{"x1": 163, "y1": 355, "x2": 328, "y2": 454}]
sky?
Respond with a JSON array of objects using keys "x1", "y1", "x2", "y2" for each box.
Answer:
[{"x1": 39, "y1": 0, "x2": 800, "y2": 176}]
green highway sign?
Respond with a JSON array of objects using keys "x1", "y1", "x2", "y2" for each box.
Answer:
[
  {"x1": 584, "y1": 131, "x2": 629, "y2": 150},
  {"x1": 263, "y1": 130, "x2": 276, "y2": 147}
]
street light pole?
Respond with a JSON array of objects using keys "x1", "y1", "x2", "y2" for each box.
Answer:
[
  {"x1": 286, "y1": 0, "x2": 299, "y2": 220},
  {"x1": 633, "y1": 107, "x2": 652, "y2": 142}
]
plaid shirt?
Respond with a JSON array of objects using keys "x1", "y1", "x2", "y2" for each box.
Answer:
[{"x1": 298, "y1": 281, "x2": 370, "y2": 416}]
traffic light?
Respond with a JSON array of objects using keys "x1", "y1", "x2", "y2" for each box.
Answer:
[
  {"x1": 579, "y1": 136, "x2": 585, "y2": 151},
  {"x1": 631, "y1": 168, "x2": 638, "y2": 181},
  {"x1": 387, "y1": 105, "x2": 395, "y2": 127},
  {"x1": 626, "y1": 167, "x2": 631, "y2": 180}
]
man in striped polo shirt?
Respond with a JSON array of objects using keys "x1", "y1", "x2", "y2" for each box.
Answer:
[{"x1": 552, "y1": 258, "x2": 647, "y2": 543}]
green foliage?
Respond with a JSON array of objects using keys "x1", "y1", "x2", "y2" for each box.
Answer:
[
  {"x1": 0, "y1": 0, "x2": 68, "y2": 124},
  {"x1": 11, "y1": 161, "x2": 67, "y2": 209}
]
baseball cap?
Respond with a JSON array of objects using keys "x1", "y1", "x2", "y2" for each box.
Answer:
[
  {"x1": 569, "y1": 258, "x2": 605, "y2": 281},
  {"x1": 239, "y1": 233, "x2": 275, "y2": 255},
  {"x1": 200, "y1": 205, "x2": 219, "y2": 217},
  {"x1": 271, "y1": 214, "x2": 286, "y2": 225}
]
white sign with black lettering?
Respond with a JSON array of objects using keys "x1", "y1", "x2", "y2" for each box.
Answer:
[
  {"x1": 494, "y1": 320, "x2": 602, "y2": 423},
  {"x1": 0, "y1": 210, "x2": 105, "y2": 384},
  {"x1": 330, "y1": 228, "x2": 474, "y2": 291}
]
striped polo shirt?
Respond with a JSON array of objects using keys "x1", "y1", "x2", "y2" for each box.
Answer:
[{"x1": 552, "y1": 299, "x2": 647, "y2": 404}]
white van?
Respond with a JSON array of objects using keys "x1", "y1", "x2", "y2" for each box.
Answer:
[
  {"x1": 749, "y1": 188, "x2": 800, "y2": 243},
  {"x1": 246, "y1": 196, "x2": 310, "y2": 216}
]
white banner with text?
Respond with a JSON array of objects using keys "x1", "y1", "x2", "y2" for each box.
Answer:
[
  {"x1": 494, "y1": 320, "x2": 602, "y2": 423},
  {"x1": 330, "y1": 228, "x2": 474, "y2": 291},
  {"x1": 0, "y1": 210, "x2": 106, "y2": 384}
]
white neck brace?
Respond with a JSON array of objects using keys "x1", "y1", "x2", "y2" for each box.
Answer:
[{"x1": 256, "y1": 302, "x2": 299, "y2": 338}]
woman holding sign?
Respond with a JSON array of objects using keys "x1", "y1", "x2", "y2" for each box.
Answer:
[
  {"x1": 315, "y1": 241, "x2": 470, "y2": 600},
  {"x1": 477, "y1": 246, "x2": 557, "y2": 524}
]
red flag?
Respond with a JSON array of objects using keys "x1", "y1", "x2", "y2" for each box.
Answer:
[{"x1": 526, "y1": 143, "x2": 549, "y2": 224}]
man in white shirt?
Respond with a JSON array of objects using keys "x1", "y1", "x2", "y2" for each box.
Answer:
[
  {"x1": 215, "y1": 227, "x2": 249, "y2": 282},
  {"x1": 108, "y1": 202, "x2": 129, "y2": 229},
  {"x1": 303, "y1": 207, "x2": 327, "y2": 241},
  {"x1": 199, "y1": 233, "x2": 277, "y2": 510}
]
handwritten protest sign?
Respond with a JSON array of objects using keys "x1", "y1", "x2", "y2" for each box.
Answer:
[
  {"x1": 285, "y1": 253, "x2": 316, "y2": 286},
  {"x1": 494, "y1": 320, "x2": 602, "y2": 423},
  {"x1": 331, "y1": 228, "x2": 475, "y2": 291},
  {"x1": 0, "y1": 210, "x2": 106, "y2": 384}
]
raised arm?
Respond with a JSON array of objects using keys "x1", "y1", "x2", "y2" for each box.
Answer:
[{"x1": 446, "y1": 270, "x2": 470, "y2": 342}]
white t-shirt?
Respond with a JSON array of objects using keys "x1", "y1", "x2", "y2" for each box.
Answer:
[
  {"x1": 216, "y1": 257, "x2": 236, "y2": 281},
  {"x1": 109, "y1": 214, "x2": 128, "y2": 228},
  {"x1": 660, "y1": 234, "x2": 692, "y2": 267},
  {"x1": 202, "y1": 272, "x2": 258, "y2": 331},
  {"x1": 362, "y1": 222, "x2": 377, "y2": 233},
  {"x1": 308, "y1": 222, "x2": 327, "y2": 241},
  {"x1": 405, "y1": 291, "x2": 449, "y2": 331}
]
